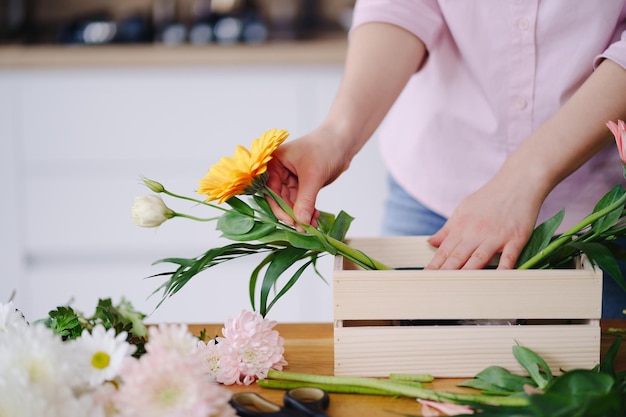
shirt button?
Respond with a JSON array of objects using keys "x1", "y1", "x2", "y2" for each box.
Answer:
[
  {"x1": 517, "y1": 17, "x2": 529, "y2": 30},
  {"x1": 515, "y1": 98, "x2": 527, "y2": 110}
]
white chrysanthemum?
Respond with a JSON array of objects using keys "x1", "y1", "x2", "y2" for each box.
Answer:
[
  {"x1": 0, "y1": 323, "x2": 73, "y2": 388},
  {"x1": 0, "y1": 324, "x2": 88, "y2": 417},
  {"x1": 146, "y1": 323, "x2": 199, "y2": 356},
  {"x1": 72, "y1": 324, "x2": 136, "y2": 387},
  {"x1": 0, "y1": 301, "x2": 27, "y2": 335},
  {"x1": 0, "y1": 378, "x2": 49, "y2": 417}
]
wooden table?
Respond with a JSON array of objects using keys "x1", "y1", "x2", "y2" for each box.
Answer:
[{"x1": 189, "y1": 321, "x2": 626, "y2": 417}]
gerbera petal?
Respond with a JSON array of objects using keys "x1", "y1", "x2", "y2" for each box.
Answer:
[{"x1": 198, "y1": 129, "x2": 289, "y2": 203}]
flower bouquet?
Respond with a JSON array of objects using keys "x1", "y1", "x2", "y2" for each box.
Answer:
[
  {"x1": 0, "y1": 298, "x2": 290, "y2": 416},
  {"x1": 134, "y1": 124, "x2": 626, "y2": 317},
  {"x1": 133, "y1": 128, "x2": 389, "y2": 317}
]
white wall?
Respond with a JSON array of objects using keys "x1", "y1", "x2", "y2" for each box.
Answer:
[{"x1": 0, "y1": 65, "x2": 386, "y2": 324}]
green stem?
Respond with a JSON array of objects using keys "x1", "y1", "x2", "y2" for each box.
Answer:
[
  {"x1": 518, "y1": 192, "x2": 626, "y2": 270},
  {"x1": 257, "y1": 379, "x2": 399, "y2": 396},
  {"x1": 172, "y1": 212, "x2": 221, "y2": 222},
  {"x1": 162, "y1": 189, "x2": 229, "y2": 212},
  {"x1": 266, "y1": 370, "x2": 529, "y2": 407},
  {"x1": 389, "y1": 373, "x2": 435, "y2": 383},
  {"x1": 263, "y1": 188, "x2": 391, "y2": 270}
]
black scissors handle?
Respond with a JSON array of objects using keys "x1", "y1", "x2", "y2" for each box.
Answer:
[
  {"x1": 229, "y1": 387, "x2": 330, "y2": 417},
  {"x1": 230, "y1": 392, "x2": 289, "y2": 417},
  {"x1": 284, "y1": 387, "x2": 330, "y2": 417}
]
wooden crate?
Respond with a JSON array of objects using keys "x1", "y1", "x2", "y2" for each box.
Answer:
[{"x1": 333, "y1": 236, "x2": 602, "y2": 377}]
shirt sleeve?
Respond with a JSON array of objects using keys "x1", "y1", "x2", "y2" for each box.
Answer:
[
  {"x1": 594, "y1": 5, "x2": 626, "y2": 69},
  {"x1": 595, "y1": 30, "x2": 626, "y2": 69},
  {"x1": 350, "y1": 0, "x2": 445, "y2": 54}
]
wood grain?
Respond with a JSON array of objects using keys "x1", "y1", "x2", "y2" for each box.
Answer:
[{"x1": 187, "y1": 321, "x2": 626, "y2": 417}]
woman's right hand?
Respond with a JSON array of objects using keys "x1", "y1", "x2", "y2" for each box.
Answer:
[
  {"x1": 266, "y1": 126, "x2": 352, "y2": 227},
  {"x1": 266, "y1": 22, "x2": 427, "y2": 228}
]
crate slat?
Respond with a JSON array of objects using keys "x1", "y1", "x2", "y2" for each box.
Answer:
[
  {"x1": 333, "y1": 237, "x2": 603, "y2": 377},
  {"x1": 334, "y1": 324, "x2": 600, "y2": 377}
]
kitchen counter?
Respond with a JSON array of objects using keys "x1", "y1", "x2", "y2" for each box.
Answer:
[{"x1": 0, "y1": 37, "x2": 347, "y2": 68}]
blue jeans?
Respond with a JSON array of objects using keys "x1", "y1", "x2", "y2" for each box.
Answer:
[{"x1": 381, "y1": 175, "x2": 626, "y2": 319}]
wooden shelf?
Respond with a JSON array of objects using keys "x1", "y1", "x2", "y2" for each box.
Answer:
[{"x1": 0, "y1": 37, "x2": 347, "y2": 68}]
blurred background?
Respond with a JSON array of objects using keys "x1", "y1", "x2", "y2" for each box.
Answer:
[{"x1": 0, "y1": 0, "x2": 388, "y2": 325}]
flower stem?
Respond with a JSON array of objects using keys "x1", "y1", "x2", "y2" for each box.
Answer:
[
  {"x1": 162, "y1": 189, "x2": 228, "y2": 212},
  {"x1": 263, "y1": 188, "x2": 391, "y2": 270},
  {"x1": 257, "y1": 379, "x2": 399, "y2": 396},
  {"x1": 172, "y1": 212, "x2": 221, "y2": 222},
  {"x1": 265, "y1": 370, "x2": 529, "y2": 407},
  {"x1": 518, "y1": 192, "x2": 626, "y2": 270}
]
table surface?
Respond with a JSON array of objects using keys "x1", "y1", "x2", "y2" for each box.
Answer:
[{"x1": 189, "y1": 320, "x2": 626, "y2": 417}]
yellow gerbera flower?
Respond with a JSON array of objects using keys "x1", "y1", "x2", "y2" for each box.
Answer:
[{"x1": 198, "y1": 129, "x2": 289, "y2": 203}]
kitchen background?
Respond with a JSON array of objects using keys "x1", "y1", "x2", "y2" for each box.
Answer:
[{"x1": 0, "y1": 0, "x2": 389, "y2": 325}]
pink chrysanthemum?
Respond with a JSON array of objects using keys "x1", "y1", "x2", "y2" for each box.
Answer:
[
  {"x1": 113, "y1": 349, "x2": 235, "y2": 417},
  {"x1": 217, "y1": 310, "x2": 288, "y2": 385},
  {"x1": 195, "y1": 338, "x2": 222, "y2": 381},
  {"x1": 146, "y1": 323, "x2": 199, "y2": 357}
]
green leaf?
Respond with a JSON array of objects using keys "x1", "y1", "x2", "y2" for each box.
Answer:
[
  {"x1": 600, "y1": 336, "x2": 622, "y2": 376},
  {"x1": 513, "y1": 345, "x2": 553, "y2": 390},
  {"x1": 590, "y1": 185, "x2": 626, "y2": 235},
  {"x1": 249, "y1": 252, "x2": 277, "y2": 312},
  {"x1": 44, "y1": 305, "x2": 83, "y2": 340},
  {"x1": 265, "y1": 258, "x2": 315, "y2": 314},
  {"x1": 217, "y1": 210, "x2": 255, "y2": 235},
  {"x1": 462, "y1": 366, "x2": 535, "y2": 393},
  {"x1": 546, "y1": 369, "x2": 613, "y2": 397},
  {"x1": 516, "y1": 209, "x2": 565, "y2": 267},
  {"x1": 259, "y1": 247, "x2": 308, "y2": 316},
  {"x1": 316, "y1": 211, "x2": 336, "y2": 234},
  {"x1": 221, "y1": 222, "x2": 276, "y2": 242},
  {"x1": 225, "y1": 196, "x2": 254, "y2": 216},
  {"x1": 571, "y1": 241, "x2": 626, "y2": 293},
  {"x1": 252, "y1": 195, "x2": 278, "y2": 222},
  {"x1": 284, "y1": 232, "x2": 327, "y2": 251},
  {"x1": 328, "y1": 210, "x2": 355, "y2": 241}
]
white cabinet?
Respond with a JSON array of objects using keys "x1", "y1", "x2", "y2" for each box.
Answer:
[{"x1": 0, "y1": 63, "x2": 386, "y2": 324}]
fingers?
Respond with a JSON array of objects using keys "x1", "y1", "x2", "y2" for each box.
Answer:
[
  {"x1": 427, "y1": 232, "x2": 524, "y2": 270},
  {"x1": 427, "y1": 237, "x2": 498, "y2": 270},
  {"x1": 265, "y1": 158, "x2": 320, "y2": 228}
]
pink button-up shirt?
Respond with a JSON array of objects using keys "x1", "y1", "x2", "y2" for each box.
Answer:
[{"x1": 352, "y1": 0, "x2": 626, "y2": 230}]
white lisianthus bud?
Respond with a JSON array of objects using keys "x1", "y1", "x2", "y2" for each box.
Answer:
[{"x1": 132, "y1": 195, "x2": 175, "y2": 227}]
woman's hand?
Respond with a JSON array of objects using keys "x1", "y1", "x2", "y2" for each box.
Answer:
[
  {"x1": 266, "y1": 127, "x2": 351, "y2": 227},
  {"x1": 426, "y1": 179, "x2": 540, "y2": 270},
  {"x1": 427, "y1": 59, "x2": 626, "y2": 271}
]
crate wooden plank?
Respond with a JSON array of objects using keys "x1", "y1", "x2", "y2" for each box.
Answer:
[
  {"x1": 333, "y1": 236, "x2": 603, "y2": 378},
  {"x1": 334, "y1": 324, "x2": 600, "y2": 377},
  {"x1": 334, "y1": 270, "x2": 602, "y2": 320}
]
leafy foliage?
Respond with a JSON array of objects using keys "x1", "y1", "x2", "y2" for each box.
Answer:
[
  {"x1": 41, "y1": 298, "x2": 149, "y2": 357},
  {"x1": 150, "y1": 194, "x2": 384, "y2": 317},
  {"x1": 517, "y1": 184, "x2": 626, "y2": 293},
  {"x1": 457, "y1": 337, "x2": 626, "y2": 417}
]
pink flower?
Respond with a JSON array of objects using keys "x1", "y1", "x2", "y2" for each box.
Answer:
[
  {"x1": 607, "y1": 119, "x2": 626, "y2": 164},
  {"x1": 146, "y1": 323, "x2": 199, "y2": 357},
  {"x1": 216, "y1": 310, "x2": 288, "y2": 385},
  {"x1": 113, "y1": 349, "x2": 235, "y2": 417},
  {"x1": 195, "y1": 338, "x2": 222, "y2": 381},
  {"x1": 417, "y1": 399, "x2": 475, "y2": 416}
]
